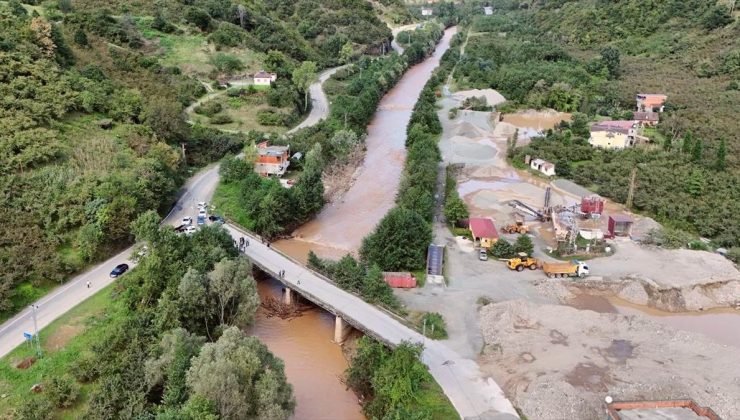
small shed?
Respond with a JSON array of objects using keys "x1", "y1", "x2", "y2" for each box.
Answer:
[
  {"x1": 421, "y1": 7, "x2": 433, "y2": 16},
  {"x1": 608, "y1": 215, "x2": 633, "y2": 237},
  {"x1": 426, "y1": 244, "x2": 444, "y2": 284},
  {"x1": 383, "y1": 272, "x2": 416, "y2": 288},
  {"x1": 483, "y1": 6, "x2": 493, "y2": 15},
  {"x1": 469, "y1": 217, "x2": 499, "y2": 248},
  {"x1": 530, "y1": 158, "x2": 556, "y2": 177}
]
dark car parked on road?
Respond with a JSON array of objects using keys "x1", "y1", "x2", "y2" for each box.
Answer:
[{"x1": 110, "y1": 263, "x2": 129, "y2": 278}]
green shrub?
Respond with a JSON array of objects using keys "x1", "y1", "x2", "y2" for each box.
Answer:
[
  {"x1": 209, "y1": 114, "x2": 233, "y2": 125},
  {"x1": 726, "y1": 247, "x2": 740, "y2": 263},
  {"x1": 256, "y1": 109, "x2": 286, "y2": 126},
  {"x1": 14, "y1": 397, "x2": 53, "y2": 420},
  {"x1": 194, "y1": 101, "x2": 223, "y2": 116},
  {"x1": 514, "y1": 234, "x2": 534, "y2": 256},
  {"x1": 419, "y1": 312, "x2": 448, "y2": 339},
  {"x1": 490, "y1": 239, "x2": 515, "y2": 258},
  {"x1": 46, "y1": 375, "x2": 80, "y2": 408},
  {"x1": 70, "y1": 353, "x2": 100, "y2": 383}
]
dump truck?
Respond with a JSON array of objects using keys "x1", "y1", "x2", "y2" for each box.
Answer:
[
  {"x1": 542, "y1": 260, "x2": 589, "y2": 278},
  {"x1": 506, "y1": 253, "x2": 538, "y2": 271}
]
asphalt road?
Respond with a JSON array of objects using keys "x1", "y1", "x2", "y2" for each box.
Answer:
[
  {"x1": 0, "y1": 247, "x2": 136, "y2": 358},
  {"x1": 0, "y1": 66, "x2": 341, "y2": 359}
]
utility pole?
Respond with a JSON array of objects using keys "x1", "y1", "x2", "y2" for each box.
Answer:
[
  {"x1": 180, "y1": 142, "x2": 187, "y2": 165},
  {"x1": 626, "y1": 167, "x2": 637, "y2": 209},
  {"x1": 30, "y1": 304, "x2": 42, "y2": 358}
]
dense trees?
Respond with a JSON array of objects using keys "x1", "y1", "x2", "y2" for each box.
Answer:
[
  {"x1": 361, "y1": 208, "x2": 433, "y2": 271},
  {"x1": 308, "y1": 253, "x2": 399, "y2": 309},
  {"x1": 186, "y1": 327, "x2": 294, "y2": 420},
  {"x1": 49, "y1": 214, "x2": 295, "y2": 419},
  {"x1": 345, "y1": 338, "x2": 455, "y2": 419}
]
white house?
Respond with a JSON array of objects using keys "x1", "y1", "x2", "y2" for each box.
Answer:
[
  {"x1": 531, "y1": 158, "x2": 556, "y2": 177},
  {"x1": 421, "y1": 7, "x2": 433, "y2": 16},
  {"x1": 483, "y1": 6, "x2": 493, "y2": 15},
  {"x1": 253, "y1": 70, "x2": 277, "y2": 86}
]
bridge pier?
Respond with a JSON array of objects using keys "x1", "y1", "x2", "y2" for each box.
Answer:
[
  {"x1": 283, "y1": 287, "x2": 293, "y2": 306},
  {"x1": 334, "y1": 316, "x2": 352, "y2": 344}
]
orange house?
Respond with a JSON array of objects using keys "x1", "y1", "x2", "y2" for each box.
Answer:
[{"x1": 255, "y1": 142, "x2": 290, "y2": 177}]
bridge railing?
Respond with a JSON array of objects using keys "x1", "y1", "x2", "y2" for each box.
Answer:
[{"x1": 225, "y1": 221, "x2": 421, "y2": 339}]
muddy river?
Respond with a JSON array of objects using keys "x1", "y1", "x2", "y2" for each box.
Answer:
[
  {"x1": 255, "y1": 28, "x2": 459, "y2": 419},
  {"x1": 249, "y1": 276, "x2": 363, "y2": 419},
  {"x1": 280, "y1": 27, "x2": 458, "y2": 260},
  {"x1": 568, "y1": 294, "x2": 740, "y2": 348}
]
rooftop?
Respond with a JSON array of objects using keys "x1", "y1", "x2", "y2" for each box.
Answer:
[
  {"x1": 634, "y1": 111, "x2": 659, "y2": 122},
  {"x1": 609, "y1": 214, "x2": 634, "y2": 223},
  {"x1": 254, "y1": 70, "x2": 276, "y2": 78},
  {"x1": 469, "y1": 217, "x2": 499, "y2": 239}
]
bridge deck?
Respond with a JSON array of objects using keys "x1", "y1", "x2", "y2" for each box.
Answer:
[{"x1": 225, "y1": 224, "x2": 518, "y2": 420}]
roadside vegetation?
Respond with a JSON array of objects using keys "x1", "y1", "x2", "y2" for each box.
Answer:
[
  {"x1": 461, "y1": 1, "x2": 739, "y2": 250},
  {"x1": 1, "y1": 213, "x2": 294, "y2": 418},
  {"x1": 345, "y1": 337, "x2": 457, "y2": 419},
  {"x1": 0, "y1": 0, "x2": 399, "y2": 321}
]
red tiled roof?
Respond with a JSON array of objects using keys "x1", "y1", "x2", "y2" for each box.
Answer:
[
  {"x1": 636, "y1": 94, "x2": 667, "y2": 107},
  {"x1": 469, "y1": 218, "x2": 498, "y2": 239}
]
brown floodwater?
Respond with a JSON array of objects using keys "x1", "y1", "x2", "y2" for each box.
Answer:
[
  {"x1": 248, "y1": 276, "x2": 364, "y2": 420},
  {"x1": 566, "y1": 294, "x2": 740, "y2": 349},
  {"x1": 283, "y1": 27, "x2": 458, "y2": 261}
]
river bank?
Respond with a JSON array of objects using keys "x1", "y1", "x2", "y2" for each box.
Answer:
[{"x1": 279, "y1": 27, "x2": 458, "y2": 260}]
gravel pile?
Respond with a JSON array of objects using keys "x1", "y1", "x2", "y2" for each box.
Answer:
[{"x1": 478, "y1": 300, "x2": 740, "y2": 419}]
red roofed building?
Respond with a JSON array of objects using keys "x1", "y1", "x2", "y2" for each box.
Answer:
[
  {"x1": 636, "y1": 94, "x2": 667, "y2": 113},
  {"x1": 469, "y1": 217, "x2": 499, "y2": 248}
]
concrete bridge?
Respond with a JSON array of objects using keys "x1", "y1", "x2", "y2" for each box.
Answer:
[{"x1": 224, "y1": 224, "x2": 518, "y2": 420}]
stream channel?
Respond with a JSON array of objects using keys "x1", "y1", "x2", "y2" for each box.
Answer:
[{"x1": 253, "y1": 27, "x2": 458, "y2": 419}]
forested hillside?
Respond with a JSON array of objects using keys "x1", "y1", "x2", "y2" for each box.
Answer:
[
  {"x1": 0, "y1": 0, "x2": 397, "y2": 318},
  {"x1": 458, "y1": 0, "x2": 739, "y2": 248}
]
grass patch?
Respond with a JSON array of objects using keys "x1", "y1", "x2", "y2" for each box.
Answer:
[
  {"x1": 0, "y1": 283, "x2": 120, "y2": 417},
  {"x1": 411, "y1": 269, "x2": 426, "y2": 287},
  {"x1": 0, "y1": 282, "x2": 57, "y2": 324},
  {"x1": 212, "y1": 182, "x2": 255, "y2": 231},
  {"x1": 187, "y1": 93, "x2": 293, "y2": 134},
  {"x1": 414, "y1": 381, "x2": 458, "y2": 420}
]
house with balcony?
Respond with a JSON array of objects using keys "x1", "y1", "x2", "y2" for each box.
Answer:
[
  {"x1": 589, "y1": 121, "x2": 638, "y2": 149},
  {"x1": 255, "y1": 142, "x2": 290, "y2": 176}
]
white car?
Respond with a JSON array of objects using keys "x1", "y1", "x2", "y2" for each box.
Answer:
[
  {"x1": 198, "y1": 209, "x2": 207, "y2": 216},
  {"x1": 182, "y1": 216, "x2": 193, "y2": 225},
  {"x1": 197, "y1": 202, "x2": 208, "y2": 210},
  {"x1": 185, "y1": 226, "x2": 197, "y2": 235}
]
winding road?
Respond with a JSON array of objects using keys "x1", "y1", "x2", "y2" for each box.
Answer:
[{"x1": 0, "y1": 64, "x2": 342, "y2": 359}]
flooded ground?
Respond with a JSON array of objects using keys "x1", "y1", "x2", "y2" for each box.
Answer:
[
  {"x1": 566, "y1": 293, "x2": 740, "y2": 349},
  {"x1": 501, "y1": 109, "x2": 571, "y2": 138},
  {"x1": 249, "y1": 275, "x2": 363, "y2": 419},
  {"x1": 281, "y1": 27, "x2": 458, "y2": 261}
]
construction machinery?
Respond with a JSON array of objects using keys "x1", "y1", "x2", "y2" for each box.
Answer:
[
  {"x1": 501, "y1": 214, "x2": 530, "y2": 234},
  {"x1": 505, "y1": 253, "x2": 538, "y2": 271},
  {"x1": 542, "y1": 260, "x2": 590, "y2": 278}
]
